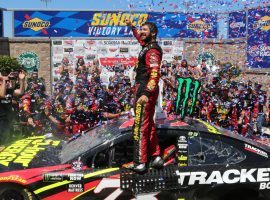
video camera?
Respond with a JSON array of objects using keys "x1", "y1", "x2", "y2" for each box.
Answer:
[{"x1": 0, "y1": 71, "x2": 19, "y2": 80}]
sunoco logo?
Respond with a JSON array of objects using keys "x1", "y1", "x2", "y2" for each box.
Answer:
[
  {"x1": 23, "y1": 17, "x2": 50, "y2": 32},
  {"x1": 187, "y1": 20, "x2": 213, "y2": 33},
  {"x1": 253, "y1": 16, "x2": 270, "y2": 31}
]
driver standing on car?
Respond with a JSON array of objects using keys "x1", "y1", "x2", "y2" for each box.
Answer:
[{"x1": 125, "y1": 19, "x2": 163, "y2": 173}]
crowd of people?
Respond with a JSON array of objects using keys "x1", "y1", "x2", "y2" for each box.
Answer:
[
  {"x1": 18, "y1": 58, "x2": 134, "y2": 138},
  {"x1": 161, "y1": 59, "x2": 269, "y2": 137},
  {"x1": 0, "y1": 57, "x2": 269, "y2": 144}
]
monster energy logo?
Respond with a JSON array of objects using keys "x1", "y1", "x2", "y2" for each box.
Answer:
[
  {"x1": 176, "y1": 77, "x2": 201, "y2": 119},
  {"x1": 43, "y1": 173, "x2": 63, "y2": 182}
]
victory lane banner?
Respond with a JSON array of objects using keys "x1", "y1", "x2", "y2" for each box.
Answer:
[
  {"x1": 247, "y1": 6, "x2": 270, "y2": 69},
  {"x1": 14, "y1": 10, "x2": 217, "y2": 38}
]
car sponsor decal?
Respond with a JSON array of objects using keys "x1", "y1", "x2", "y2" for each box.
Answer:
[
  {"x1": 196, "y1": 119, "x2": 220, "y2": 134},
  {"x1": 122, "y1": 165, "x2": 270, "y2": 195},
  {"x1": 175, "y1": 168, "x2": 270, "y2": 186},
  {"x1": 188, "y1": 131, "x2": 199, "y2": 138},
  {"x1": 71, "y1": 157, "x2": 83, "y2": 171},
  {"x1": 0, "y1": 136, "x2": 60, "y2": 167},
  {"x1": 177, "y1": 136, "x2": 188, "y2": 167},
  {"x1": 244, "y1": 144, "x2": 268, "y2": 158},
  {"x1": 0, "y1": 175, "x2": 27, "y2": 184},
  {"x1": 260, "y1": 182, "x2": 270, "y2": 190},
  {"x1": 34, "y1": 168, "x2": 119, "y2": 195}
]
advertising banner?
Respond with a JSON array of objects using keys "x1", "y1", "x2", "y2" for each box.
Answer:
[
  {"x1": 0, "y1": 10, "x2": 3, "y2": 37},
  {"x1": 99, "y1": 57, "x2": 137, "y2": 66},
  {"x1": 51, "y1": 38, "x2": 183, "y2": 88},
  {"x1": 228, "y1": 11, "x2": 246, "y2": 38},
  {"x1": 14, "y1": 11, "x2": 217, "y2": 38},
  {"x1": 247, "y1": 7, "x2": 270, "y2": 69},
  {"x1": 51, "y1": 39, "x2": 140, "y2": 84}
]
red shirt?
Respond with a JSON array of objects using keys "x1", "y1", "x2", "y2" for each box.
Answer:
[{"x1": 132, "y1": 26, "x2": 162, "y2": 97}]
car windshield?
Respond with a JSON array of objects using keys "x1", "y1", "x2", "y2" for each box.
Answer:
[{"x1": 59, "y1": 119, "x2": 126, "y2": 163}]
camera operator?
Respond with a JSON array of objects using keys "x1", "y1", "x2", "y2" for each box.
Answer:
[{"x1": 0, "y1": 71, "x2": 26, "y2": 144}]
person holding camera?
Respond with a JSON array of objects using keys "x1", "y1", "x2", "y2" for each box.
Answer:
[{"x1": 0, "y1": 71, "x2": 26, "y2": 144}]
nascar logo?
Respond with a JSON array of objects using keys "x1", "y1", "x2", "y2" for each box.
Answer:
[{"x1": 23, "y1": 17, "x2": 50, "y2": 32}]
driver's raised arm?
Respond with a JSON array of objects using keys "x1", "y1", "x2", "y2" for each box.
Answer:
[{"x1": 125, "y1": 19, "x2": 145, "y2": 46}]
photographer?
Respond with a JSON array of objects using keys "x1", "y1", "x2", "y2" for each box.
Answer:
[{"x1": 0, "y1": 71, "x2": 26, "y2": 144}]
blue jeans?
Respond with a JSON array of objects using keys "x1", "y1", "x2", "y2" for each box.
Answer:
[{"x1": 256, "y1": 113, "x2": 265, "y2": 135}]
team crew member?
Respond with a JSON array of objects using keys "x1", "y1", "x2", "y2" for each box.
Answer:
[
  {"x1": 0, "y1": 71, "x2": 25, "y2": 144},
  {"x1": 125, "y1": 19, "x2": 163, "y2": 173}
]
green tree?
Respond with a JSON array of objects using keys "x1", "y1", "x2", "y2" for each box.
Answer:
[{"x1": 0, "y1": 55, "x2": 22, "y2": 76}]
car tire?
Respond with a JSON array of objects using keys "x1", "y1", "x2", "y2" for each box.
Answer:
[
  {"x1": 0, "y1": 184, "x2": 36, "y2": 200},
  {"x1": 219, "y1": 188, "x2": 260, "y2": 200}
]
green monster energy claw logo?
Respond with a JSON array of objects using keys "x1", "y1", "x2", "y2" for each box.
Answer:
[{"x1": 176, "y1": 77, "x2": 201, "y2": 119}]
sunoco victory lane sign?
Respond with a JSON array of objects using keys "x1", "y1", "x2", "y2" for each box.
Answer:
[{"x1": 14, "y1": 10, "x2": 217, "y2": 38}]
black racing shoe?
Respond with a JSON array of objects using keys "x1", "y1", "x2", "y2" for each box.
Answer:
[
  {"x1": 122, "y1": 162, "x2": 147, "y2": 173},
  {"x1": 132, "y1": 163, "x2": 147, "y2": 173},
  {"x1": 150, "y1": 156, "x2": 164, "y2": 169}
]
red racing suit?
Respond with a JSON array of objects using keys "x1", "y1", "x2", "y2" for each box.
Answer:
[{"x1": 132, "y1": 26, "x2": 163, "y2": 164}]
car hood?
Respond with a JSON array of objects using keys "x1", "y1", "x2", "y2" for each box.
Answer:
[{"x1": 0, "y1": 135, "x2": 62, "y2": 172}]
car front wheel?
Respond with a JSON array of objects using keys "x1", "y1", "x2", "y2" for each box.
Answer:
[{"x1": 0, "y1": 184, "x2": 36, "y2": 200}]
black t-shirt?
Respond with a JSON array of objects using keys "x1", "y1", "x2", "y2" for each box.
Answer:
[{"x1": 0, "y1": 88, "x2": 13, "y2": 120}]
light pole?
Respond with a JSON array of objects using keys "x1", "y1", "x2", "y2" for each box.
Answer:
[{"x1": 40, "y1": 0, "x2": 52, "y2": 7}]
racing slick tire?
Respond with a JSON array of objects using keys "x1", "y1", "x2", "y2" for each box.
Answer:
[
  {"x1": 193, "y1": 186, "x2": 267, "y2": 200},
  {"x1": 0, "y1": 184, "x2": 36, "y2": 200}
]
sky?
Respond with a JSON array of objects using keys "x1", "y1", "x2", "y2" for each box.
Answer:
[{"x1": 0, "y1": 0, "x2": 268, "y2": 37}]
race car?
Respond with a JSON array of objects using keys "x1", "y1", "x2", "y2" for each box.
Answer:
[{"x1": 0, "y1": 117, "x2": 270, "y2": 200}]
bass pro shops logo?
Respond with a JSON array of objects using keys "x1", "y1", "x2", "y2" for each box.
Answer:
[{"x1": 22, "y1": 14, "x2": 50, "y2": 34}]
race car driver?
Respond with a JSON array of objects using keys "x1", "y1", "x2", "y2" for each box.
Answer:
[{"x1": 125, "y1": 18, "x2": 163, "y2": 173}]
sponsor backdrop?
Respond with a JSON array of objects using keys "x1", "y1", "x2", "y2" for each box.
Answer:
[
  {"x1": 228, "y1": 11, "x2": 246, "y2": 38},
  {"x1": 0, "y1": 10, "x2": 3, "y2": 37},
  {"x1": 14, "y1": 11, "x2": 217, "y2": 38},
  {"x1": 247, "y1": 6, "x2": 270, "y2": 69},
  {"x1": 51, "y1": 39, "x2": 183, "y2": 86}
]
